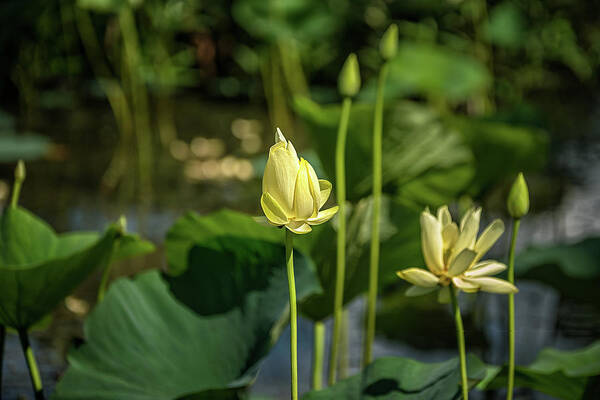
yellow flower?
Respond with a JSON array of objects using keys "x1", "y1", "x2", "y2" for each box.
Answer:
[
  {"x1": 260, "y1": 128, "x2": 339, "y2": 234},
  {"x1": 396, "y1": 205, "x2": 518, "y2": 302}
]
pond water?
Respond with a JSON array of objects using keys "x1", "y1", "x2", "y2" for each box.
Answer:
[{"x1": 1, "y1": 96, "x2": 599, "y2": 399}]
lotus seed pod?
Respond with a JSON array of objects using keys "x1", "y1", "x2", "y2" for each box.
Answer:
[
  {"x1": 507, "y1": 172, "x2": 530, "y2": 219},
  {"x1": 338, "y1": 53, "x2": 361, "y2": 97},
  {"x1": 379, "y1": 24, "x2": 398, "y2": 61}
]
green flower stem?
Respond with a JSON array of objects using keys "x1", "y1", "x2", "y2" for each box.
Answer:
[
  {"x1": 312, "y1": 321, "x2": 325, "y2": 390},
  {"x1": 285, "y1": 229, "x2": 298, "y2": 400},
  {"x1": 364, "y1": 62, "x2": 389, "y2": 366},
  {"x1": 97, "y1": 262, "x2": 113, "y2": 302},
  {"x1": 507, "y1": 219, "x2": 520, "y2": 400},
  {"x1": 329, "y1": 96, "x2": 352, "y2": 384},
  {"x1": 18, "y1": 330, "x2": 45, "y2": 400},
  {"x1": 449, "y1": 288, "x2": 469, "y2": 400}
]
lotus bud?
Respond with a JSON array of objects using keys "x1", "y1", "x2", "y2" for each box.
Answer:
[
  {"x1": 338, "y1": 53, "x2": 361, "y2": 97},
  {"x1": 379, "y1": 24, "x2": 398, "y2": 61},
  {"x1": 507, "y1": 172, "x2": 529, "y2": 219},
  {"x1": 117, "y1": 215, "x2": 127, "y2": 234},
  {"x1": 261, "y1": 128, "x2": 338, "y2": 234},
  {"x1": 15, "y1": 160, "x2": 26, "y2": 183}
]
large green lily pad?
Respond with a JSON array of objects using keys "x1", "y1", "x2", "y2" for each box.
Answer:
[
  {"x1": 303, "y1": 354, "x2": 487, "y2": 399},
  {"x1": 53, "y1": 212, "x2": 321, "y2": 399},
  {"x1": 480, "y1": 341, "x2": 600, "y2": 399},
  {"x1": 0, "y1": 206, "x2": 150, "y2": 329}
]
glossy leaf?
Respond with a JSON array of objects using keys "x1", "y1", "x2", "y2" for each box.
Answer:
[
  {"x1": 294, "y1": 97, "x2": 474, "y2": 206},
  {"x1": 301, "y1": 196, "x2": 422, "y2": 321},
  {"x1": 515, "y1": 237, "x2": 600, "y2": 302},
  {"x1": 53, "y1": 222, "x2": 321, "y2": 399},
  {"x1": 303, "y1": 354, "x2": 487, "y2": 399},
  {"x1": 0, "y1": 133, "x2": 50, "y2": 162},
  {"x1": 0, "y1": 207, "x2": 137, "y2": 329},
  {"x1": 480, "y1": 341, "x2": 600, "y2": 400},
  {"x1": 447, "y1": 116, "x2": 548, "y2": 193},
  {"x1": 359, "y1": 42, "x2": 491, "y2": 103}
]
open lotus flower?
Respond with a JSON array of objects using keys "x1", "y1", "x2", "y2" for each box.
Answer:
[
  {"x1": 396, "y1": 206, "x2": 518, "y2": 302},
  {"x1": 260, "y1": 128, "x2": 339, "y2": 234}
]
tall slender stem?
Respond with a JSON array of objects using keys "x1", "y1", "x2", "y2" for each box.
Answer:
[
  {"x1": 329, "y1": 97, "x2": 352, "y2": 384},
  {"x1": 364, "y1": 62, "x2": 388, "y2": 366},
  {"x1": 450, "y1": 288, "x2": 469, "y2": 400},
  {"x1": 18, "y1": 330, "x2": 44, "y2": 400},
  {"x1": 507, "y1": 219, "x2": 520, "y2": 400},
  {"x1": 285, "y1": 230, "x2": 298, "y2": 400},
  {"x1": 312, "y1": 321, "x2": 325, "y2": 390}
]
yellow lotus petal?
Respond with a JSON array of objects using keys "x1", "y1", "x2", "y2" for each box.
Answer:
[
  {"x1": 260, "y1": 192, "x2": 289, "y2": 225},
  {"x1": 307, "y1": 206, "x2": 339, "y2": 225},
  {"x1": 275, "y1": 127, "x2": 286, "y2": 143},
  {"x1": 464, "y1": 261, "x2": 507, "y2": 278},
  {"x1": 447, "y1": 249, "x2": 477, "y2": 277},
  {"x1": 262, "y1": 142, "x2": 299, "y2": 214},
  {"x1": 286, "y1": 220, "x2": 312, "y2": 234},
  {"x1": 437, "y1": 205, "x2": 452, "y2": 227},
  {"x1": 405, "y1": 285, "x2": 437, "y2": 297},
  {"x1": 452, "y1": 277, "x2": 480, "y2": 293},
  {"x1": 438, "y1": 287, "x2": 451, "y2": 304},
  {"x1": 305, "y1": 159, "x2": 321, "y2": 216},
  {"x1": 318, "y1": 179, "x2": 332, "y2": 208},
  {"x1": 420, "y1": 211, "x2": 444, "y2": 274},
  {"x1": 463, "y1": 277, "x2": 518, "y2": 294},
  {"x1": 293, "y1": 159, "x2": 318, "y2": 220},
  {"x1": 452, "y1": 207, "x2": 481, "y2": 263},
  {"x1": 396, "y1": 268, "x2": 440, "y2": 287},
  {"x1": 474, "y1": 219, "x2": 505, "y2": 262},
  {"x1": 442, "y1": 222, "x2": 459, "y2": 251}
]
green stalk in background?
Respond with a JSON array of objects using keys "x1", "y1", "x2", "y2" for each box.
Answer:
[
  {"x1": 449, "y1": 288, "x2": 469, "y2": 400},
  {"x1": 2, "y1": 161, "x2": 27, "y2": 396},
  {"x1": 285, "y1": 230, "x2": 298, "y2": 400},
  {"x1": 364, "y1": 24, "x2": 397, "y2": 366},
  {"x1": 311, "y1": 321, "x2": 325, "y2": 390},
  {"x1": 506, "y1": 173, "x2": 529, "y2": 400},
  {"x1": 329, "y1": 53, "x2": 360, "y2": 385},
  {"x1": 10, "y1": 162, "x2": 44, "y2": 399},
  {"x1": 19, "y1": 329, "x2": 45, "y2": 400}
]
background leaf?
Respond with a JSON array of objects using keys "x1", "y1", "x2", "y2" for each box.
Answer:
[
  {"x1": 303, "y1": 354, "x2": 487, "y2": 399},
  {"x1": 480, "y1": 341, "x2": 600, "y2": 400},
  {"x1": 0, "y1": 207, "x2": 124, "y2": 329}
]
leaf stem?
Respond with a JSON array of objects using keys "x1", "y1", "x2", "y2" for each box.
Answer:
[
  {"x1": 18, "y1": 330, "x2": 45, "y2": 400},
  {"x1": 312, "y1": 321, "x2": 324, "y2": 390},
  {"x1": 329, "y1": 96, "x2": 352, "y2": 384},
  {"x1": 364, "y1": 62, "x2": 388, "y2": 366},
  {"x1": 10, "y1": 160, "x2": 25, "y2": 208},
  {"x1": 507, "y1": 218, "x2": 520, "y2": 400},
  {"x1": 450, "y1": 288, "x2": 468, "y2": 400},
  {"x1": 285, "y1": 229, "x2": 298, "y2": 400}
]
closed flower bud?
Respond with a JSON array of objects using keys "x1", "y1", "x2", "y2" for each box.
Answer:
[
  {"x1": 15, "y1": 160, "x2": 26, "y2": 182},
  {"x1": 261, "y1": 128, "x2": 339, "y2": 234},
  {"x1": 507, "y1": 173, "x2": 529, "y2": 219},
  {"x1": 338, "y1": 53, "x2": 361, "y2": 97},
  {"x1": 379, "y1": 24, "x2": 398, "y2": 61}
]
